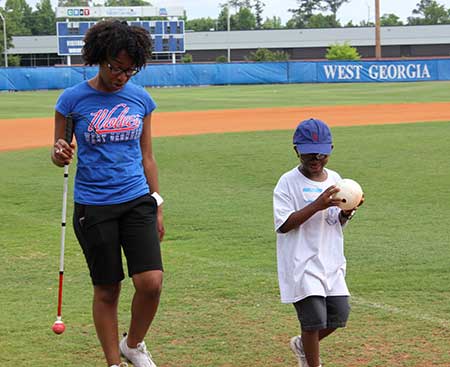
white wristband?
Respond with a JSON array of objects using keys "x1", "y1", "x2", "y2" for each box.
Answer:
[{"x1": 151, "y1": 192, "x2": 164, "y2": 206}]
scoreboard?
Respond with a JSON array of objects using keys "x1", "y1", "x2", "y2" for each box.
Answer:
[{"x1": 57, "y1": 21, "x2": 185, "y2": 56}]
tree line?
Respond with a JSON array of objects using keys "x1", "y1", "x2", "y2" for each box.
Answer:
[
  {"x1": 1, "y1": 0, "x2": 450, "y2": 62},
  {"x1": 187, "y1": 0, "x2": 450, "y2": 31}
]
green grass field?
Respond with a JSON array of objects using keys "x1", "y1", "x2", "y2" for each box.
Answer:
[
  {"x1": 1, "y1": 83, "x2": 449, "y2": 366},
  {"x1": 1, "y1": 81, "x2": 450, "y2": 118}
]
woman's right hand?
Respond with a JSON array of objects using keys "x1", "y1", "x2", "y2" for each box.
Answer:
[{"x1": 52, "y1": 138, "x2": 75, "y2": 166}]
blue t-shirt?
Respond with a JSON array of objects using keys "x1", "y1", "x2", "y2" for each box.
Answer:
[{"x1": 55, "y1": 81, "x2": 157, "y2": 205}]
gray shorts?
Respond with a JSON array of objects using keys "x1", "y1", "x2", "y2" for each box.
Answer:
[{"x1": 293, "y1": 296, "x2": 350, "y2": 331}]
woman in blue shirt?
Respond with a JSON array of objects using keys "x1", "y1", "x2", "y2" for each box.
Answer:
[{"x1": 51, "y1": 20, "x2": 164, "y2": 367}]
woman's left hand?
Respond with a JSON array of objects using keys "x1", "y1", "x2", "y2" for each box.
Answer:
[{"x1": 157, "y1": 207, "x2": 165, "y2": 241}]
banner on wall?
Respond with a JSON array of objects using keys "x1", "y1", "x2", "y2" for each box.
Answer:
[
  {"x1": 317, "y1": 60, "x2": 436, "y2": 82},
  {"x1": 1, "y1": 59, "x2": 449, "y2": 91}
]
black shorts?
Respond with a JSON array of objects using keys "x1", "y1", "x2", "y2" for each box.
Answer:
[
  {"x1": 293, "y1": 296, "x2": 350, "y2": 331},
  {"x1": 73, "y1": 194, "x2": 163, "y2": 285}
]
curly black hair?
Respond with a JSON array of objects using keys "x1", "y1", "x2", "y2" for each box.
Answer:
[{"x1": 82, "y1": 19, "x2": 152, "y2": 68}]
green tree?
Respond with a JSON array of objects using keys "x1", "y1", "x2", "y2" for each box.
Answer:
[
  {"x1": 359, "y1": 20, "x2": 375, "y2": 27},
  {"x1": 380, "y1": 13, "x2": 403, "y2": 26},
  {"x1": 322, "y1": 0, "x2": 350, "y2": 27},
  {"x1": 407, "y1": 0, "x2": 450, "y2": 24},
  {"x1": 326, "y1": 42, "x2": 361, "y2": 60},
  {"x1": 308, "y1": 13, "x2": 340, "y2": 27},
  {"x1": 6, "y1": 54, "x2": 20, "y2": 65},
  {"x1": 287, "y1": 0, "x2": 322, "y2": 28},
  {"x1": 253, "y1": 0, "x2": 265, "y2": 28},
  {"x1": 262, "y1": 16, "x2": 283, "y2": 29},
  {"x1": 217, "y1": 6, "x2": 236, "y2": 30},
  {"x1": 218, "y1": 2, "x2": 256, "y2": 30},
  {"x1": 181, "y1": 53, "x2": 193, "y2": 63},
  {"x1": 287, "y1": 0, "x2": 348, "y2": 28},
  {"x1": 104, "y1": 0, "x2": 151, "y2": 6},
  {"x1": 246, "y1": 48, "x2": 289, "y2": 61},
  {"x1": 58, "y1": 0, "x2": 89, "y2": 6},
  {"x1": 215, "y1": 55, "x2": 228, "y2": 62},
  {"x1": 31, "y1": 0, "x2": 56, "y2": 35},
  {"x1": 224, "y1": 0, "x2": 252, "y2": 12},
  {"x1": 234, "y1": 6, "x2": 256, "y2": 29},
  {"x1": 185, "y1": 17, "x2": 217, "y2": 32},
  {"x1": 286, "y1": 16, "x2": 301, "y2": 29},
  {"x1": 4, "y1": 0, "x2": 33, "y2": 36},
  {"x1": 321, "y1": 0, "x2": 349, "y2": 23}
]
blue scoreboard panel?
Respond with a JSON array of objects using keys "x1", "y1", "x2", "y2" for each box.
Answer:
[{"x1": 57, "y1": 21, "x2": 185, "y2": 56}]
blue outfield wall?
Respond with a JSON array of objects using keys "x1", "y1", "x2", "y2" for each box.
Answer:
[{"x1": 1, "y1": 58, "x2": 450, "y2": 91}]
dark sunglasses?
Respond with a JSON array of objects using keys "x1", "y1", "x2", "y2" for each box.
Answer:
[
  {"x1": 300, "y1": 153, "x2": 328, "y2": 161},
  {"x1": 107, "y1": 63, "x2": 139, "y2": 77}
]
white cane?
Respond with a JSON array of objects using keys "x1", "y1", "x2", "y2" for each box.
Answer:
[{"x1": 52, "y1": 114, "x2": 74, "y2": 335}]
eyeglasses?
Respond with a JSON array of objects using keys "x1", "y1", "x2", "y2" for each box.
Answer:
[
  {"x1": 107, "y1": 63, "x2": 139, "y2": 77},
  {"x1": 300, "y1": 153, "x2": 329, "y2": 161}
]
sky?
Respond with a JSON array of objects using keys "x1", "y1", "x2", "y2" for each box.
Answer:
[
  {"x1": 156, "y1": 0, "x2": 450, "y2": 24},
  {"x1": 7, "y1": 0, "x2": 450, "y2": 25}
]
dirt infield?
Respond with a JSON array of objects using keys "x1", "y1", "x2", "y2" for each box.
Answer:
[{"x1": 1, "y1": 102, "x2": 450, "y2": 152}]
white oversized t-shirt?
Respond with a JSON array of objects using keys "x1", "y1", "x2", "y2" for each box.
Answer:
[{"x1": 273, "y1": 167, "x2": 350, "y2": 304}]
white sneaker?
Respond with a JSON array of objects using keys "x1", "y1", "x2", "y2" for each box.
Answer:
[
  {"x1": 110, "y1": 363, "x2": 128, "y2": 367},
  {"x1": 290, "y1": 335, "x2": 309, "y2": 367},
  {"x1": 120, "y1": 334, "x2": 157, "y2": 367}
]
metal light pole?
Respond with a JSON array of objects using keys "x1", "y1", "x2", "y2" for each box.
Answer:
[
  {"x1": 227, "y1": 5, "x2": 231, "y2": 62},
  {"x1": 0, "y1": 10, "x2": 7, "y2": 67},
  {"x1": 375, "y1": 0, "x2": 381, "y2": 59},
  {"x1": 365, "y1": 1, "x2": 370, "y2": 24}
]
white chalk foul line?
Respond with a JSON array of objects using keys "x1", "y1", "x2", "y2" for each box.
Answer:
[
  {"x1": 351, "y1": 295, "x2": 450, "y2": 329},
  {"x1": 170, "y1": 251, "x2": 450, "y2": 329}
]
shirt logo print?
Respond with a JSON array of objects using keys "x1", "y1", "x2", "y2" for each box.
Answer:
[
  {"x1": 88, "y1": 103, "x2": 141, "y2": 134},
  {"x1": 83, "y1": 103, "x2": 143, "y2": 145}
]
